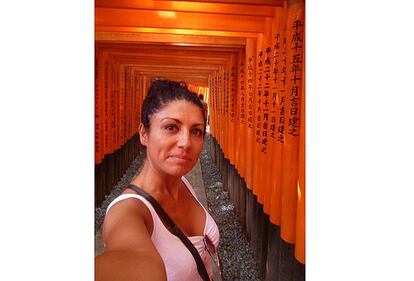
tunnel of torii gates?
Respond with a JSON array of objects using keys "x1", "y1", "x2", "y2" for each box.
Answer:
[{"x1": 95, "y1": 0, "x2": 305, "y2": 279}]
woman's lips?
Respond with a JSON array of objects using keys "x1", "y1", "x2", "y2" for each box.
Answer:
[{"x1": 169, "y1": 155, "x2": 192, "y2": 162}]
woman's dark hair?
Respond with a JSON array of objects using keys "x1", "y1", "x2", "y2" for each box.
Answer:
[{"x1": 141, "y1": 79, "x2": 206, "y2": 130}]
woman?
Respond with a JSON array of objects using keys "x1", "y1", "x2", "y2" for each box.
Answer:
[{"x1": 95, "y1": 80, "x2": 220, "y2": 281}]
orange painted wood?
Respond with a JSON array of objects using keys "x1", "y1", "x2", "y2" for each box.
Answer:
[
  {"x1": 214, "y1": 72, "x2": 219, "y2": 146},
  {"x1": 228, "y1": 56, "x2": 233, "y2": 164},
  {"x1": 130, "y1": 69, "x2": 136, "y2": 137},
  {"x1": 209, "y1": 75, "x2": 214, "y2": 138},
  {"x1": 252, "y1": 33, "x2": 264, "y2": 203},
  {"x1": 215, "y1": 72, "x2": 220, "y2": 142},
  {"x1": 213, "y1": 73, "x2": 219, "y2": 140},
  {"x1": 244, "y1": 38, "x2": 256, "y2": 190},
  {"x1": 121, "y1": 66, "x2": 127, "y2": 142},
  {"x1": 232, "y1": 55, "x2": 238, "y2": 168},
  {"x1": 112, "y1": 61, "x2": 118, "y2": 153},
  {"x1": 130, "y1": 68, "x2": 139, "y2": 137},
  {"x1": 111, "y1": 62, "x2": 117, "y2": 152},
  {"x1": 261, "y1": 52, "x2": 273, "y2": 212},
  {"x1": 96, "y1": 0, "x2": 277, "y2": 17},
  {"x1": 130, "y1": 70, "x2": 134, "y2": 137},
  {"x1": 136, "y1": 72, "x2": 142, "y2": 133},
  {"x1": 221, "y1": 64, "x2": 226, "y2": 157},
  {"x1": 122, "y1": 65, "x2": 127, "y2": 142},
  {"x1": 133, "y1": 72, "x2": 136, "y2": 136},
  {"x1": 139, "y1": 75, "x2": 146, "y2": 128},
  {"x1": 107, "y1": 53, "x2": 231, "y2": 66},
  {"x1": 118, "y1": 64, "x2": 123, "y2": 149},
  {"x1": 95, "y1": 45, "x2": 239, "y2": 87},
  {"x1": 269, "y1": 4, "x2": 287, "y2": 226},
  {"x1": 216, "y1": 70, "x2": 220, "y2": 142},
  {"x1": 295, "y1": 49, "x2": 305, "y2": 264},
  {"x1": 221, "y1": 65, "x2": 226, "y2": 156},
  {"x1": 262, "y1": 13, "x2": 279, "y2": 215},
  {"x1": 136, "y1": 73, "x2": 140, "y2": 131},
  {"x1": 126, "y1": 66, "x2": 131, "y2": 140},
  {"x1": 228, "y1": 54, "x2": 237, "y2": 165},
  {"x1": 116, "y1": 64, "x2": 121, "y2": 149},
  {"x1": 110, "y1": 60, "x2": 115, "y2": 154},
  {"x1": 113, "y1": 63, "x2": 120, "y2": 151},
  {"x1": 256, "y1": 25, "x2": 272, "y2": 210},
  {"x1": 220, "y1": 66, "x2": 225, "y2": 155},
  {"x1": 119, "y1": 64, "x2": 125, "y2": 147},
  {"x1": 159, "y1": 0, "x2": 283, "y2": 5},
  {"x1": 218, "y1": 69, "x2": 223, "y2": 147},
  {"x1": 95, "y1": 8, "x2": 267, "y2": 33},
  {"x1": 97, "y1": 44, "x2": 246, "y2": 72},
  {"x1": 124, "y1": 67, "x2": 130, "y2": 140},
  {"x1": 221, "y1": 65, "x2": 225, "y2": 150},
  {"x1": 101, "y1": 46, "x2": 238, "y2": 59},
  {"x1": 222, "y1": 64, "x2": 228, "y2": 158},
  {"x1": 280, "y1": 0, "x2": 304, "y2": 244},
  {"x1": 109, "y1": 58, "x2": 115, "y2": 154},
  {"x1": 95, "y1": 50, "x2": 104, "y2": 164},
  {"x1": 96, "y1": 27, "x2": 258, "y2": 40},
  {"x1": 241, "y1": 49, "x2": 247, "y2": 178},
  {"x1": 106, "y1": 58, "x2": 111, "y2": 155},
  {"x1": 207, "y1": 76, "x2": 213, "y2": 136},
  {"x1": 211, "y1": 75, "x2": 216, "y2": 138},
  {"x1": 213, "y1": 72, "x2": 219, "y2": 142},
  {"x1": 133, "y1": 72, "x2": 137, "y2": 134},
  {"x1": 236, "y1": 49, "x2": 246, "y2": 177},
  {"x1": 129, "y1": 69, "x2": 133, "y2": 139},
  {"x1": 125, "y1": 68, "x2": 131, "y2": 139},
  {"x1": 103, "y1": 53, "x2": 111, "y2": 156},
  {"x1": 222, "y1": 65, "x2": 228, "y2": 158}
]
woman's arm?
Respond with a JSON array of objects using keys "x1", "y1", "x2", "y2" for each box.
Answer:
[
  {"x1": 95, "y1": 198, "x2": 167, "y2": 281},
  {"x1": 95, "y1": 249, "x2": 166, "y2": 281}
]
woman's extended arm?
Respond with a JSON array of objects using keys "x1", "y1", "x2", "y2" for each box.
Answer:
[
  {"x1": 95, "y1": 249, "x2": 166, "y2": 281},
  {"x1": 95, "y1": 198, "x2": 167, "y2": 281}
]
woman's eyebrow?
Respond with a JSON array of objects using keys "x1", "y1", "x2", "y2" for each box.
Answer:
[
  {"x1": 193, "y1": 123, "x2": 205, "y2": 127},
  {"x1": 161, "y1": 118, "x2": 204, "y2": 127},
  {"x1": 161, "y1": 117, "x2": 182, "y2": 124}
]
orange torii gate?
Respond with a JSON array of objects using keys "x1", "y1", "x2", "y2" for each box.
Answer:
[{"x1": 95, "y1": 1, "x2": 305, "y2": 280}]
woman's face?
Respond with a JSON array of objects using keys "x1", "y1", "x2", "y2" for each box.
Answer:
[{"x1": 140, "y1": 99, "x2": 205, "y2": 177}]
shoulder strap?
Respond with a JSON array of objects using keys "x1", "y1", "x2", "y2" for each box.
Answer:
[{"x1": 127, "y1": 184, "x2": 211, "y2": 281}]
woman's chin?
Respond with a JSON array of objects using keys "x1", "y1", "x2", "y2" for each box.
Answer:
[
  {"x1": 165, "y1": 158, "x2": 196, "y2": 176},
  {"x1": 166, "y1": 165, "x2": 193, "y2": 177}
]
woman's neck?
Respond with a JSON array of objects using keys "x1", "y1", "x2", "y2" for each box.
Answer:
[{"x1": 131, "y1": 160, "x2": 183, "y2": 202}]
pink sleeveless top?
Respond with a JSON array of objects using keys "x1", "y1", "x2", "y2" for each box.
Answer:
[{"x1": 106, "y1": 177, "x2": 220, "y2": 281}]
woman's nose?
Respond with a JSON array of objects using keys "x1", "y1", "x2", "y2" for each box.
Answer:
[{"x1": 177, "y1": 130, "x2": 191, "y2": 148}]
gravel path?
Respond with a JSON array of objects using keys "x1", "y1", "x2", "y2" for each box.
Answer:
[
  {"x1": 200, "y1": 136, "x2": 261, "y2": 281},
  {"x1": 95, "y1": 149, "x2": 146, "y2": 234},
  {"x1": 95, "y1": 133, "x2": 261, "y2": 280}
]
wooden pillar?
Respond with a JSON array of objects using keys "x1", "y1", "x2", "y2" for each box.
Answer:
[{"x1": 244, "y1": 38, "x2": 257, "y2": 191}]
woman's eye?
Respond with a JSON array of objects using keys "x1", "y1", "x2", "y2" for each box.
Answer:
[
  {"x1": 164, "y1": 124, "x2": 177, "y2": 132},
  {"x1": 192, "y1": 128, "x2": 203, "y2": 136}
]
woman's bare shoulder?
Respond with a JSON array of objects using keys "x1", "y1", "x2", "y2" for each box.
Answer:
[
  {"x1": 96, "y1": 194, "x2": 166, "y2": 281},
  {"x1": 103, "y1": 193, "x2": 154, "y2": 251}
]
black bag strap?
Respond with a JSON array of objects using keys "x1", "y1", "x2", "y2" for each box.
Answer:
[{"x1": 127, "y1": 184, "x2": 211, "y2": 281}]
